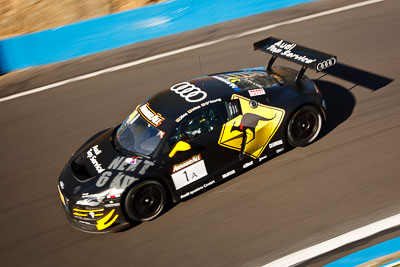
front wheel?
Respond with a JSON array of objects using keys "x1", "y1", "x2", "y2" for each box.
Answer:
[
  {"x1": 287, "y1": 105, "x2": 322, "y2": 147},
  {"x1": 124, "y1": 180, "x2": 166, "y2": 222}
]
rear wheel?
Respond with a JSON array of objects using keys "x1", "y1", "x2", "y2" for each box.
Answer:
[
  {"x1": 124, "y1": 180, "x2": 166, "y2": 222},
  {"x1": 287, "y1": 105, "x2": 322, "y2": 147}
]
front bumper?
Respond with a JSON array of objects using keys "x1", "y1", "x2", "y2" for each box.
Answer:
[
  {"x1": 62, "y1": 206, "x2": 130, "y2": 233},
  {"x1": 58, "y1": 185, "x2": 130, "y2": 233}
]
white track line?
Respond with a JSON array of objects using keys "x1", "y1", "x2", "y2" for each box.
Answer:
[
  {"x1": 0, "y1": 0, "x2": 384, "y2": 103},
  {"x1": 263, "y1": 213, "x2": 400, "y2": 267}
]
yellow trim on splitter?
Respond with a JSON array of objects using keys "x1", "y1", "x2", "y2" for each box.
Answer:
[
  {"x1": 73, "y1": 212, "x2": 88, "y2": 217},
  {"x1": 73, "y1": 208, "x2": 104, "y2": 212}
]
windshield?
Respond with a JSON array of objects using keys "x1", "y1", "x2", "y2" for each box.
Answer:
[
  {"x1": 216, "y1": 71, "x2": 283, "y2": 90},
  {"x1": 116, "y1": 109, "x2": 165, "y2": 156}
]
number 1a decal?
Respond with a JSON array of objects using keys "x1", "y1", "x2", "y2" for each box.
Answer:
[
  {"x1": 183, "y1": 170, "x2": 198, "y2": 182},
  {"x1": 171, "y1": 157, "x2": 208, "y2": 190}
]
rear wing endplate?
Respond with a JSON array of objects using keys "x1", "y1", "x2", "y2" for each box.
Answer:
[{"x1": 253, "y1": 37, "x2": 337, "y2": 81}]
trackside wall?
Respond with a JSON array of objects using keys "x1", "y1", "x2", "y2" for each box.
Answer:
[{"x1": 0, "y1": 0, "x2": 314, "y2": 74}]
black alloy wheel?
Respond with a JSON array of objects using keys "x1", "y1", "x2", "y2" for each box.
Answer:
[
  {"x1": 124, "y1": 180, "x2": 166, "y2": 222},
  {"x1": 287, "y1": 105, "x2": 322, "y2": 147}
]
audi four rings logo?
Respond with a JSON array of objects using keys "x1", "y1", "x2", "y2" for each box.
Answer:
[
  {"x1": 316, "y1": 57, "x2": 337, "y2": 71},
  {"x1": 170, "y1": 82, "x2": 207, "y2": 103}
]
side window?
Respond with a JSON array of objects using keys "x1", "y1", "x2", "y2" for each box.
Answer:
[
  {"x1": 168, "y1": 101, "x2": 241, "y2": 146},
  {"x1": 181, "y1": 103, "x2": 226, "y2": 140}
]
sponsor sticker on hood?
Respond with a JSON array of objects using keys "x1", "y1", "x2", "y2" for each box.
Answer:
[{"x1": 87, "y1": 145, "x2": 105, "y2": 174}]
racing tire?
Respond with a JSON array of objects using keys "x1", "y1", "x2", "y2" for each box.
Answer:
[
  {"x1": 124, "y1": 180, "x2": 166, "y2": 222},
  {"x1": 287, "y1": 105, "x2": 322, "y2": 147}
]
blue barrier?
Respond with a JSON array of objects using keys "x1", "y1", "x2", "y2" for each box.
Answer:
[
  {"x1": 0, "y1": 0, "x2": 314, "y2": 74},
  {"x1": 326, "y1": 237, "x2": 400, "y2": 266}
]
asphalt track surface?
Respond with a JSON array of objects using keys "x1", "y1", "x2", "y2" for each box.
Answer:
[{"x1": 0, "y1": 0, "x2": 399, "y2": 266}]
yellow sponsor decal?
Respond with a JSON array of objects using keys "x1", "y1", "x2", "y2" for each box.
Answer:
[
  {"x1": 138, "y1": 103, "x2": 165, "y2": 127},
  {"x1": 218, "y1": 94, "x2": 285, "y2": 159},
  {"x1": 96, "y1": 209, "x2": 119, "y2": 231}
]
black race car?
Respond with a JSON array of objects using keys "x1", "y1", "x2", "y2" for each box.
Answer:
[{"x1": 58, "y1": 37, "x2": 337, "y2": 233}]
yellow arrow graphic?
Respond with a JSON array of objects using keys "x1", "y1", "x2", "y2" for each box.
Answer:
[{"x1": 96, "y1": 209, "x2": 119, "y2": 231}]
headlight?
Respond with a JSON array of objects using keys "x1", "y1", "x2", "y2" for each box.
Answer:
[
  {"x1": 76, "y1": 197, "x2": 104, "y2": 207},
  {"x1": 76, "y1": 188, "x2": 125, "y2": 207},
  {"x1": 76, "y1": 192, "x2": 105, "y2": 206}
]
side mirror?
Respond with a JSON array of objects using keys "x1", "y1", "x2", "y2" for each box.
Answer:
[{"x1": 169, "y1": 141, "x2": 191, "y2": 158}]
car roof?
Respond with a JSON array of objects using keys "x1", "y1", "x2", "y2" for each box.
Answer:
[
  {"x1": 145, "y1": 69, "x2": 290, "y2": 131},
  {"x1": 147, "y1": 76, "x2": 237, "y2": 125}
]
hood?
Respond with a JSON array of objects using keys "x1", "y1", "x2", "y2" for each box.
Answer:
[
  {"x1": 62, "y1": 127, "x2": 158, "y2": 198},
  {"x1": 71, "y1": 128, "x2": 119, "y2": 181}
]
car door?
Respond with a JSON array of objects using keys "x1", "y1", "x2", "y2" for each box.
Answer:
[{"x1": 164, "y1": 101, "x2": 241, "y2": 196}]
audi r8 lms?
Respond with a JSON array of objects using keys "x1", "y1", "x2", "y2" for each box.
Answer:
[{"x1": 58, "y1": 37, "x2": 337, "y2": 233}]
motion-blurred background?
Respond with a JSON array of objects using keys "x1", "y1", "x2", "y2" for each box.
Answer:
[{"x1": 0, "y1": 0, "x2": 163, "y2": 38}]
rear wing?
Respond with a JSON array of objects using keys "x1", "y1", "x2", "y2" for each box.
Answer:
[{"x1": 253, "y1": 37, "x2": 337, "y2": 81}]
